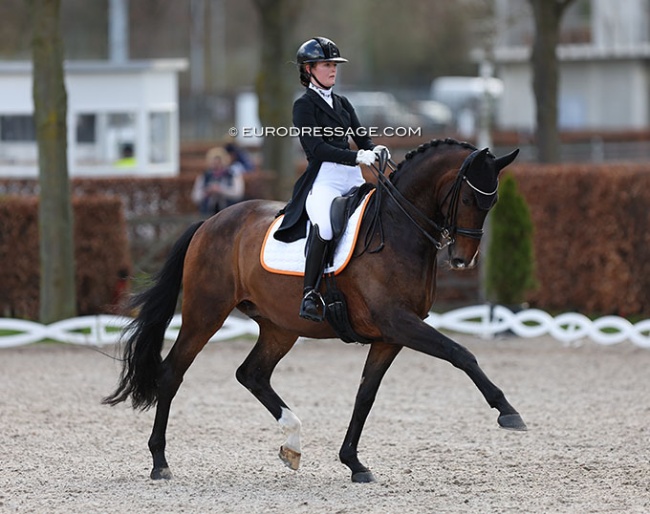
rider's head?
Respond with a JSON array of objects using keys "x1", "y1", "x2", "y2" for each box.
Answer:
[{"x1": 296, "y1": 37, "x2": 348, "y2": 89}]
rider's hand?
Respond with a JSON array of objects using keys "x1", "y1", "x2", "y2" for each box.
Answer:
[
  {"x1": 356, "y1": 149, "x2": 377, "y2": 166},
  {"x1": 373, "y1": 145, "x2": 391, "y2": 160}
]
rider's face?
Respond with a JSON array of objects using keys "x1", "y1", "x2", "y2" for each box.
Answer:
[{"x1": 309, "y1": 61, "x2": 337, "y2": 88}]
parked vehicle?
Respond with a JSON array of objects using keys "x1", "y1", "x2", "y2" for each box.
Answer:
[
  {"x1": 430, "y1": 76, "x2": 503, "y2": 135},
  {"x1": 341, "y1": 91, "x2": 421, "y2": 130},
  {"x1": 411, "y1": 99, "x2": 453, "y2": 132}
]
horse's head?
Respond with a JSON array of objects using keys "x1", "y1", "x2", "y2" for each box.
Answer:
[
  {"x1": 384, "y1": 139, "x2": 519, "y2": 270},
  {"x1": 438, "y1": 146, "x2": 519, "y2": 269}
]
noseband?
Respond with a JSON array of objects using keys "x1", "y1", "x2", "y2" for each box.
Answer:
[
  {"x1": 437, "y1": 169, "x2": 496, "y2": 247},
  {"x1": 370, "y1": 151, "x2": 495, "y2": 251}
]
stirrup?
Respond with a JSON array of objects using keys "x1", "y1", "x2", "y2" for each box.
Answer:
[{"x1": 299, "y1": 290, "x2": 326, "y2": 322}]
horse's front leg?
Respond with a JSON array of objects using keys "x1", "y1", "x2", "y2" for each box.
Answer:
[
  {"x1": 386, "y1": 313, "x2": 527, "y2": 431},
  {"x1": 340, "y1": 342, "x2": 402, "y2": 483}
]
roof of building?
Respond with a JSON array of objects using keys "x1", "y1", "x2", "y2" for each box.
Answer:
[
  {"x1": 493, "y1": 43, "x2": 650, "y2": 63},
  {"x1": 0, "y1": 58, "x2": 188, "y2": 74}
]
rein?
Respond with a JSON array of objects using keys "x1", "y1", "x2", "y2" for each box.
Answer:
[{"x1": 368, "y1": 150, "x2": 484, "y2": 251}]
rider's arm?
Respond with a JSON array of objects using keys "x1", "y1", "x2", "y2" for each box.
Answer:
[{"x1": 339, "y1": 95, "x2": 374, "y2": 152}]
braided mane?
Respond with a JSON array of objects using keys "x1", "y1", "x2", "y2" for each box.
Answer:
[{"x1": 390, "y1": 138, "x2": 483, "y2": 181}]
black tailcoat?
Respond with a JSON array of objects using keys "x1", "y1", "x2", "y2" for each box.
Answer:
[{"x1": 274, "y1": 88, "x2": 374, "y2": 242}]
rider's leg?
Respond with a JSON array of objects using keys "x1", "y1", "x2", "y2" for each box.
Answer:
[
  {"x1": 300, "y1": 166, "x2": 365, "y2": 321},
  {"x1": 301, "y1": 183, "x2": 338, "y2": 321},
  {"x1": 299, "y1": 224, "x2": 330, "y2": 321}
]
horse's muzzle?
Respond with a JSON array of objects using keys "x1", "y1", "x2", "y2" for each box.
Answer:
[{"x1": 449, "y1": 250, "x2": 479, "y2": 270}]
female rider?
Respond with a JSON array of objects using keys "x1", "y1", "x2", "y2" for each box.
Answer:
[{"x1": 274, "y1": 37, "x2": 389, "y2": 321}]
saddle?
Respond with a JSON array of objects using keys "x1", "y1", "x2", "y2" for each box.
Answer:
[
  {"x1": 261, "y1": 185, "x2": 375, "y2": 276},
  {"x1": 330, "y1": 183, "x2": 375, "y2": 243}
]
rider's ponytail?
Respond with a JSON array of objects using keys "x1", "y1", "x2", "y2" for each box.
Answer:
[{"x1": 299, "y1": 64, "x2": 311, "y2": 87}]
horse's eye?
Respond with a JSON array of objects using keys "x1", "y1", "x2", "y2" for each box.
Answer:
[{"x1": 462, "y1": 195, "x2": 473, "y2": 206}]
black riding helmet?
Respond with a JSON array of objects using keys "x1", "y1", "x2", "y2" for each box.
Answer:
[
  {"x1": 296, "y1": 37, "x2": 348, "y2": 87},
  {"x1": 296, "y1": 37, "x2": 348, "y2": 64}
]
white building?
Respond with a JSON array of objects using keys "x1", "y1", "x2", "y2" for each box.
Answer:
[
  {"x1": 492, "y1": 0, "x2": 650, "y2": 131},
  {"x1": 0, "y1": 59, "x2": 187, "y2": 178}
]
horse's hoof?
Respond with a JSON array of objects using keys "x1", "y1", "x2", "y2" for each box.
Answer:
[
  {"x1": 351, "y1": 471, "x2": 376, "y2": 483},
  {"x1": 279, "y1": 445, "x2": 301, "y2": 470},
  {"x1": 498, "y1": 413, "x2": 528, "y2": 431},
  {"x1": 150, "y1": 467, "x2": 173, "y2": 480}
]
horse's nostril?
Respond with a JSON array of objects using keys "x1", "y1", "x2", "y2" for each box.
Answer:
[{"x1": 451, "y1": 258, "x2": 466, "y2": 269}]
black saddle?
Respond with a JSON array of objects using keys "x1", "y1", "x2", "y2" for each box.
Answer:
[{"x1": 330, "y1": 183, "x2": 375, "y2": 242}]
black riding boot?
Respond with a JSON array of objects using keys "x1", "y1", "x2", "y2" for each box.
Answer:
[{"x1": 300, "y1": 226, "x2": 330, "y2": 322}]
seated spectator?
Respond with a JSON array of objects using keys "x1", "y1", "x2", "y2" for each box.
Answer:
[
  {"x1": 192, "y1": 146, "x2": 245, "y2": 216},
  {"x1": 115, "y1": 143, "x2": 136, "y2": 168}
]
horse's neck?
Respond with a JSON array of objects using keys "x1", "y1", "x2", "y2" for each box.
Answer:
[
  {"x1": 379, "y1": 157, "x2": 444, "y2": 257},
  {"x1": 379, "y1": 156, "x2": 446, "y2": 309},
  {"x1": 390, "y1": 153, "x2": 448, "y2": 221}
]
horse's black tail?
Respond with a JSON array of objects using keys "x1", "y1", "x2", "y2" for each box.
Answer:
[{"x1": 103, "y1": 221, "x2": 204, "y2": 410}]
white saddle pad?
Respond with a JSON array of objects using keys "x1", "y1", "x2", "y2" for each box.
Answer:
[{"x1": 261, "y1": 191, "x2": 374, "y2": 276}]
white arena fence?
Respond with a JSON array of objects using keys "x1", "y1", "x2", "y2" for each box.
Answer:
[{"x1": 1, "y1": 305, "x2": 650, "y2": 350}]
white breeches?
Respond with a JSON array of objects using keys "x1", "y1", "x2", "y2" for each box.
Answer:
[{"x1": 305, "y1": 162, "x2": 365, "y2": 240}]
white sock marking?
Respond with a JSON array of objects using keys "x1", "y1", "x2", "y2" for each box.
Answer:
[{"x1": 278, "y1": 407, "x2": 302, "y2": 453}]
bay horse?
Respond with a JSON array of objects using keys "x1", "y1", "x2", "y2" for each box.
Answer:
[{"x1": 104, "y1": 138, "x2": 526, "y2": 483}]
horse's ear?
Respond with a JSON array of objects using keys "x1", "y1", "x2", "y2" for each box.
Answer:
[
  {"x1": 495, "y1": 148, "x2": 520, "y2": 172},
  {"x1": 462, "y1": 147, "x2": 490, "y2": 173}
]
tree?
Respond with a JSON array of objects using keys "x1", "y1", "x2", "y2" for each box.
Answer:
[
  {"x1": 528, "y1": 0, "x2": 576, "y2": 163},
  {"x1": 31, "y1": 0, "x2": 76, "y2": 322},
  {"x1": 252, "y1": 0, "x2": 302, "y2": 200},
  {"x1": 484, "y1": 174, "x2": 537, "y2": 306}
]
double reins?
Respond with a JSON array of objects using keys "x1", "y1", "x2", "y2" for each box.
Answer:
[{"x1": 368, "y1": 149, "x2": 485, "y2": 251}]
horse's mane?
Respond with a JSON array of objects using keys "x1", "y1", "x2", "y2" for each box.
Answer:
[
  {"x1": 389, "y1": 138, "x2": 480, "y2": 181},
  {"x1": 358, "y1": 138, "x2": 478, "y2": 254}
]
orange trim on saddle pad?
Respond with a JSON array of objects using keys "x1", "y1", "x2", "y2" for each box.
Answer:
[{"x1": 260, "y1": 190, "x2": 375, "y2": 276}]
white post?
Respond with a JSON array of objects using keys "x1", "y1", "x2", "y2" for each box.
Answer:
[
  {"x1": 477, "y1": 58, "x2": 493, "y2": 151},
  {"x1": 190, "y1": 0, "x2": 206, "y2": 94},
  {"x1": 109, "y1": 0, "x2": 129, "y2": 63}
]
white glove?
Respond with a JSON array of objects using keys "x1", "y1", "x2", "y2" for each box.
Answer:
[
  {"x1": 356, "y1": 149, "x2": 376, "y2": 166},
  {"x1": 373, "y1": 145, "x2": 391, "y2": 160}
]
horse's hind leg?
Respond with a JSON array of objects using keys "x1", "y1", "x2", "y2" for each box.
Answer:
[
  {"x1": 235, "y1": 320, "x2": 301, "y2": 470},
  {"x1": 148, "y1": 306, "x2": 231, "y2": 480},
  {"x1": 339, "y1": 342, "x2": 402, "y2": 483}
]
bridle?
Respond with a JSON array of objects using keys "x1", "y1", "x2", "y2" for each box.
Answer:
[{"x1": 368, "y1": 149, "x2": 495, "y2": 251}]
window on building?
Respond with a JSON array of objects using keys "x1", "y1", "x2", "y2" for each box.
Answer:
[
  {"x1": 0, "y1": 115, "x2": 36, "y2": 142},
  {"x1": 149, "y1": 112, "x2": 172, "y2": 164},
  {"x1": 74, "y1": 111, "x2": 136, "y2": 167},
  {"x1": 0, "y1": 115, "x2": 37, "y2": 165},
  {"x1": 75, "y1": 114, "x2": 96, "y2": 143}
]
